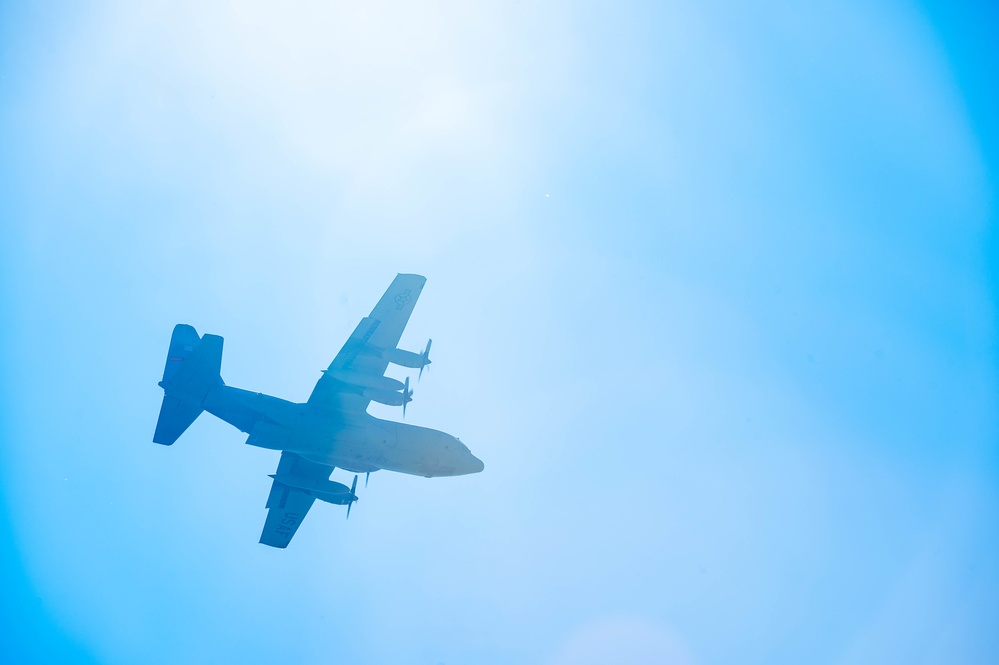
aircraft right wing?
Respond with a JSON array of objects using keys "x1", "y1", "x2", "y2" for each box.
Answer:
[
  {"x1": 259, "y1": 452, "x2": 334, "y2": 549},
  {"x1": 307, "y1": 273, "x2": 427, "y2": 414}
]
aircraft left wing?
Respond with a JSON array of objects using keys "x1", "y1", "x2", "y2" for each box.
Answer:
[
  {"x1": 259, "y1": 452, "x2": 334, "y2": 549},
  {"x1": 307, "y1": 273, "x2": 427, "y2": 413}
]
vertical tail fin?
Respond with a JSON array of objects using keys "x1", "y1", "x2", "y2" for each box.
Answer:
[
  {"x1": 153, "y1": 324, "x2": 224, "y2": 445},
  {"x1": 160, "y1": 324, "x2": 200, "y2": 385}
]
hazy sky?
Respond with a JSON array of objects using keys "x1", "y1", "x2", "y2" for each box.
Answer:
[{"x1": 2, "y1": 2, "x2": 997, "y2": 663}]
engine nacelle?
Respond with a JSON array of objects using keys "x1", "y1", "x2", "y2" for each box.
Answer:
[
  {"x1": 324, "y1": 368, "x2": 404, "y2": 392},
  {"x1": 270, "y1": 474, "x2": 356, "y2": 506},
  {"x1": 378, "y1": 347, "x2": 425, "y2": 369},
  {"x1": 361, "y1": 387, "x2": 408, "y2": 407},
  {"x1": 312, "y1": 488, "x2": 356, "y2": 506}
]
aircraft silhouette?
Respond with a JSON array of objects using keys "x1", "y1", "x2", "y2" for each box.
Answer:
[{"x1": 153, "y1": 274, "x2": 482, "y2": 548}]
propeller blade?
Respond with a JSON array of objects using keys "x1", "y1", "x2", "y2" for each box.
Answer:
[
  {"x1": 402, "y1": 376, "x2": 412, "y2": 418},
  {"x1": 347, "y1": 474, "x2": 358, "y2": 520},
  {"x1": 418, "y1": 339, "x2": 432, "y2": 381},
  {"x1": 365, "y1": 471, "x2": 370, "y2": 488}
]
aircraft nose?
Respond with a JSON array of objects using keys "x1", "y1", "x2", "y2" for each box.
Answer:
[{"x1": 468, "y1": 454, "x2": 484, "y2": 474}]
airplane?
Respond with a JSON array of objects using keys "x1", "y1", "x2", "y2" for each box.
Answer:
[{"x1": 152, "y1": 274, "x2": 483, "y2": 548}]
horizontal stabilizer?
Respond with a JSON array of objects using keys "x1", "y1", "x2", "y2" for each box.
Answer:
[{"x1": 153, "y1": 395, "x2": 202, "y2": 445}]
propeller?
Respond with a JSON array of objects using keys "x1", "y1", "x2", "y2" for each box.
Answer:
[
  {"x1": 402, "y1": 376, "x2": 414, "y2": 417},
  {"x1": 346, "y1": 474, "x2": 358, "y2": 520},
  {"x1": 365, "y1": 471, "x2": 370, "y2": 488},
  {"x1": 418, "y1": 339, "x2": 432, "y2": 381}
]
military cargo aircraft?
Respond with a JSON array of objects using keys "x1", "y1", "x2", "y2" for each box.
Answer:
[{"x1": 153, "y1": 274, "x2": 483, "y2": 548}]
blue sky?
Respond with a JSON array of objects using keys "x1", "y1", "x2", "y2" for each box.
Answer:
[{"x1": 1, "y1": 1, "x2": 996, "y2": 663}]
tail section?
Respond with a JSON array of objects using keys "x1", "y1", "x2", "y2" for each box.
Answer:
[{"x1": 153, "y1": 324, "x2": 224, "y2": 445}]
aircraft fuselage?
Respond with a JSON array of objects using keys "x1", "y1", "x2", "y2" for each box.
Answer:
[{"x1": 202, "y1": 384, "x2": 482, "y2": 478}]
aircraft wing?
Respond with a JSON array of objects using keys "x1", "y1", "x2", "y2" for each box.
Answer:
[
  {"x1": 307, "y1": 273, "x2": 427, "y2": 413},
  {"x1": 259, "y1": 452, "x2": 334, "y2": 549}
]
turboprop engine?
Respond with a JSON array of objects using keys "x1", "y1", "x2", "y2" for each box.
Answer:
[
  {"x1": 324, "y1": 368, "x2": 404, "y2": 392},
  {"x1": 323, "y1": 367, "x2": 416, "y2": 415},
  {"x1": 364, "y1": 339, "x2": 432, "y2": 378},
  {"x1": 361, "y1": 376, "x2": 414, "y2": 415},
  {"x1": 269, "y1": 472, "x2": 359, "y2": 510}
]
